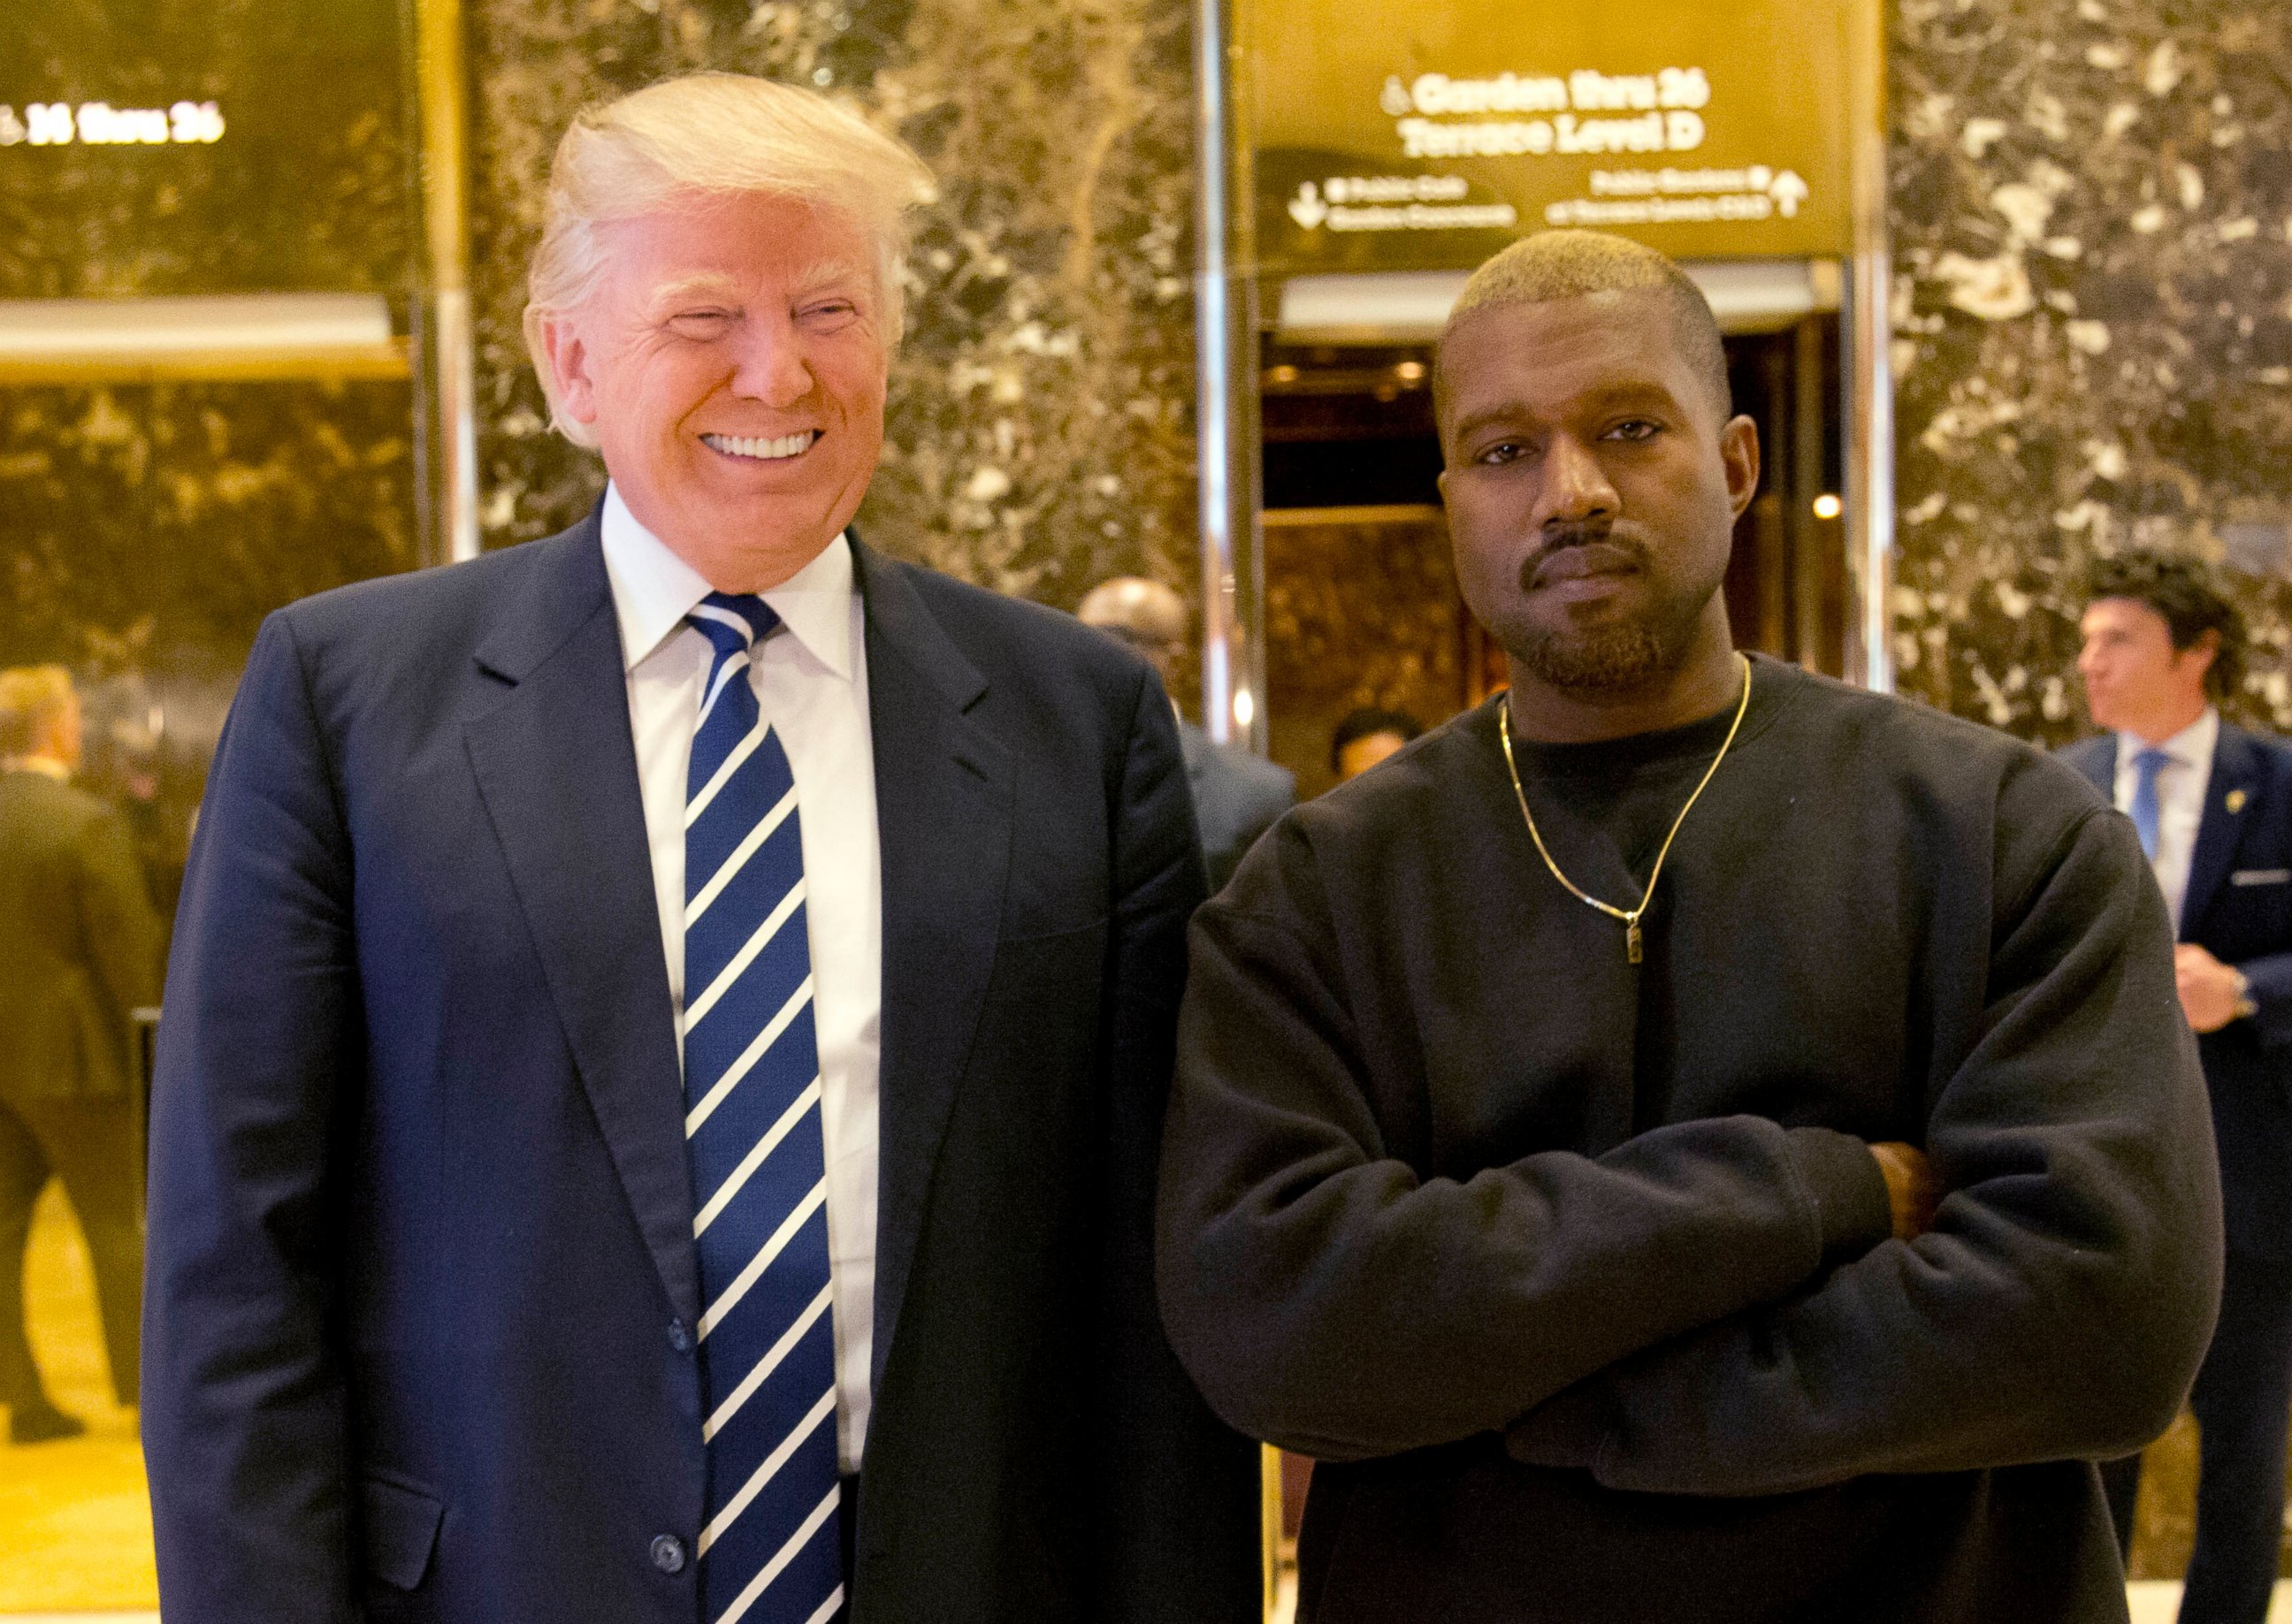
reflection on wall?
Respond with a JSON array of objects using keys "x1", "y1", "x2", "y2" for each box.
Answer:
[
  {"x1": 0, "y1": 378, "x2": 419, "y2": 915},
  {"x1": 1890, "y1": 0, "x2": 2292, "y2": 745},
  {"x1": 0, "y1": 0, "x2": 413, "y2": 297},
  {"x1": 467, "y1": 0, "x2": 1200, "y2": 613},
  {"x1": 1263, "y1": 506, "x2": 1467, "y2": 800}
]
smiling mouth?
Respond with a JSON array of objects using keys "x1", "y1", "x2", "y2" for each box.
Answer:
[{"x1": 702, "y1": 431, "x2": 820, "y2": 462}]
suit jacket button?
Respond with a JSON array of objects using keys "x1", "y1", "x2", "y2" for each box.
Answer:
[
  {"x1": 667, "y1": 1319, "x2": 691, "y2": 1353},
  {"x1": 651, "y1": 1534, "x2": 688, "y2": 1574}
]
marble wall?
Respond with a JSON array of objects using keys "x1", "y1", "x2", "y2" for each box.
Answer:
[
  {"x1": 467, "y1": 0, "x2": 1202, "y2": 625},
  {"x1": 1889, "y1": 0, "x2": 2292, "y2": 744}
]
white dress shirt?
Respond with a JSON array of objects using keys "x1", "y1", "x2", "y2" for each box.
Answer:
[
  {"x1": 600, "y1": 485, "x2": 882, "y2": 1472},
  {"x1": 2112, "y1": 706, "x2": 2219, "y2": 934}
]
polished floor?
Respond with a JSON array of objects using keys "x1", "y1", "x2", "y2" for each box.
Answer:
[{"x1": 0, "y1": 1185, "x2": 155, "y2": 1613}]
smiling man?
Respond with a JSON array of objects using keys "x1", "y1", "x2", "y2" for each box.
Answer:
[
  {"x1": 142, "y1": 75, "x2": 1256, "y2": 1624},
  {"x1": 1157, "y1": 231, "x2": 2223, "y2": 1622}
]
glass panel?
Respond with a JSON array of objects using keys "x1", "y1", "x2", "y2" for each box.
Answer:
[{"x1": 0, "y1": 0, "x2": 421, "y2": 1605}]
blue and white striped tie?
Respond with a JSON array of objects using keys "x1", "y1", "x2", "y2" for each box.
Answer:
[{"x1": 683, "y1": 593, "x2": 845, "y2": 1624}]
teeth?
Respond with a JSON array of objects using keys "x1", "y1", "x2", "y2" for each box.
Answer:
[{"x1": 703, "y1": 431, "x2": 818, "y2": 461}]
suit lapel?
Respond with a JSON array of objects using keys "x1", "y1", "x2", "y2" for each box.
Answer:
[
  {"x1": 2186, "y1": 724, "x2": 2259, "y2": 937},
  {"x1": 853, "y1": 540, "x2": 1014, "y2": 1395},
  {"x1": 462, "y1": 520, "x2": 698, "y2": 1326}
]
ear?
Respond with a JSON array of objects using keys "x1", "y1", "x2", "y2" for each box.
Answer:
[
  {"x1": 1720, "y1": 414, "x2": 1761, "y2": 520},
  {"x1": 2181, "y1": 628, "x2": 2221, "y2": 680},
  {"x1": 532, "y1": 309, "x2": 602, "y2": 429}
]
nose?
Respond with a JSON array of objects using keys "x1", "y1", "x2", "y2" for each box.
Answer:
[
  {"x1": 728, "y1": 313, "x2": 814, "y2": 409},
  {"x1": 1539, "y1": 433, "x2": 1619, "y2": 530}
]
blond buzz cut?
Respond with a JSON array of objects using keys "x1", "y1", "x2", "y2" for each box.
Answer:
[{"x1": 1435, "y1": 230, "x2": 1732, "y2": 428}]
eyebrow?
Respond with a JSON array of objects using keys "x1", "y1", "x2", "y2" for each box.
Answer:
[
  {"x1": 646, "y1": 275, "x2": 744, "y2": 313},
  {"x1": 1448, "y1": 379, "x2": 1685, "y2": 447},
  {"x1": 644, "y1": 263, "x2": 875, "y2": 316},
  {"x1": 788, "y1": 260, "x2": 873, "y2": 301}
]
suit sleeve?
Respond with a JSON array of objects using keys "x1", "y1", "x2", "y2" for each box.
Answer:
[
  {"x1": 1157, "y1": 822, "x2": 1892, "y2": 1463},
  {"x1": 2231, "y1": 948, "x2": 2292, "y2": 1049},
  {"x1": 142, "y1": 611, "x2": 362, "y2": 1623},
  {"x1": 1089, "y1": 669, "x2": 1261, "y2": 1624},
  {"x1": 75, "y1": 801, "x2": 161, "y2": 1023},
  {"x1": 1505, "y1": 806, "x2": 2223, "y2": 1494}
]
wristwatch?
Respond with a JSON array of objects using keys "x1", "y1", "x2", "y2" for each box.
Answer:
[{"x1": 2233, "y1": 968, "x2": 2260, "y2": 1023}]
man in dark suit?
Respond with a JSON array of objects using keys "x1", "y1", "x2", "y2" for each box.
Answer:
[
  {"x1": 142, "y1": 76, "x2": 1256, "y2": 1624},
  {"x1": 1076, "y1": 576, "x2": 1294, "y2": 890},
  {"x1": 0, "y1": 664, "x2": 158, "y2": 1445},
  {"x1": 2066, "y1": 549, "x2": 2292, "y2": 1624}
]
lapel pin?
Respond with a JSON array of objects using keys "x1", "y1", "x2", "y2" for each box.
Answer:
[{"x1": 2227, "y1": 789, "x2": 2249, "y2": 814}]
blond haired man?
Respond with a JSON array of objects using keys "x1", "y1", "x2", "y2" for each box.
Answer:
[
  {"x1": 0, "y1": 665, "x2": 157, "y2": 1443},
  {"x1": 144, "y1": 76, "x2": 1256, "y2": 1624}
]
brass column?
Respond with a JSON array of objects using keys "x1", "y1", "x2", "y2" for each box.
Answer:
[
  {"x1": 1843, "y1": 0, "x2": 1894, "y2": 690},
  {"x1": 416, "y1": 0, "x2": 478, "y2": 563},
  {"x1": 1194, "y1": 0, "x2": 1267, "y2": 751}
]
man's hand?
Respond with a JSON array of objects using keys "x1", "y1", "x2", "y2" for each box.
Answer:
[
  {"x1": 2174, "y1": 942, "x2": 2244, "y2": 1033},
  {"x1": 1868, "y1": 1142, "x2": 1940, "y2": 1241}
]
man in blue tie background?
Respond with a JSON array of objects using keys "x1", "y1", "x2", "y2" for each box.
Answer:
[
  {"x1": 141, "y1": 75, "x2": 1257, "y2": 1624},
  {"x1": 2067, "y1": 549, "x2": 2292, "y2": 1624}
]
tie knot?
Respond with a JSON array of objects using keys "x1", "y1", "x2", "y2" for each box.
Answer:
[
  {"x1": 2135, "y1": 746, "x2": 2172, "y2": 781},
  {"x1": 689, "y1": 593, "x2": 781, "y2": 660}
]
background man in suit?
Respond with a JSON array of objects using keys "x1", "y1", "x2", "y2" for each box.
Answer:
[
  {"x1": 2067, "y1": 551, "x2": 2292, "y2": 1624},
  {"x1": 1327, "y1": 706, "x2": 1422, "y2": 785},
  {"x1": 1077, "y1": 576, "x2": 1293, "y2": 890},
  {"x1": 143, "y1": 75, "x2": 1256, "y2": 1624},
  {"x1": 0, "y1": 664, "x2": 157, "y2": 1445}
]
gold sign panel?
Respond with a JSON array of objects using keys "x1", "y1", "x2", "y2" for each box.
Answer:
[{"x1": 1245, "y1": 0, "x2": 1856, "y2": 273}]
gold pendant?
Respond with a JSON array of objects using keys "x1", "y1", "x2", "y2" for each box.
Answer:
[{"x1": 1626, "y1": 919, "x2": 1643, "y2": 965}]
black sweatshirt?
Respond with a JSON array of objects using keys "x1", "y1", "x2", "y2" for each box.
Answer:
[{"x1": 1157, "y1": 657, "x2": 2223, "y2": 1623}]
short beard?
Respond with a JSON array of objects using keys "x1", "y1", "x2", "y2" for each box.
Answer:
[
  {"x1": 1516, "y1": 620, "x2": 1684, "y2": 692},
  {"x1": 1509, "y1": 529, "x2": 1715, "y2": 693}
]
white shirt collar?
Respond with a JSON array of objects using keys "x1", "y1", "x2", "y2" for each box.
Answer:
[
  {"x1": 2119, "y1": 705, "x2": 2218, "y2": 770},
  {"x1": 599, "y1": 483, "x2": 858, "y2": 681}
]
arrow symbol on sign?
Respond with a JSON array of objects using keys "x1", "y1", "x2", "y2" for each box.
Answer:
[
  {"x1": 1288, "y1": 181, "x2": 1328, "y2": 231},
  {"x1": 1769, "y1": 169, "x2": 1808, "y2": 217}
]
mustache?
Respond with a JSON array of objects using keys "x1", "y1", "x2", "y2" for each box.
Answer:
[{"x1": 1517, "y1": 523, "x2": 1654, "y2": 589}]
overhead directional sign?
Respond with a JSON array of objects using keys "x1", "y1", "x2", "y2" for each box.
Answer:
[
  {"x1": 1244, "y1": 0, "x2": 1859, "y2": 274},
  {"x1": 0, "y1": 0, "x2": 411, "y2": 298}
]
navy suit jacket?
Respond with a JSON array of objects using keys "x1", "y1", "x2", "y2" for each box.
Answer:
[
  {"x1": 1178, "y1": 721, "x2": 1295, "y2": 894},
  {"x1": 2064, "y1": 723, "x2": 2292, "y2": 1258},
  {"x1": 142, "y1": 513, "x2": 1259, "y2": 1624}
]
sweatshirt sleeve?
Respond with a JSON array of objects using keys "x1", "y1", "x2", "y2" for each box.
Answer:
[
  {"x1": 1505, "y1": 804, "x2": 2223, "y2": 1494},
  {"x1": 1155, "y1": 829, "x2": 1892, "y2": 1462}
]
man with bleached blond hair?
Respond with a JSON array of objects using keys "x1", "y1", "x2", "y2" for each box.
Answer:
[{"x1": 143, "y1": 73, "x2": 1257, "y2": 1624}]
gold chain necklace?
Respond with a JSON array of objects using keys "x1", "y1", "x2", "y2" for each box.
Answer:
[{"x1": 1497, "y1": 653, "x2": 1753, "y2": 966}]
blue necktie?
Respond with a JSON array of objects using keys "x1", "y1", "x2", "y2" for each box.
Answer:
[
  {"x1": 2131, "y1": 747, "x2": 2170, "y2": 863},
  {"x1": 683, "y1": 594, "x2": 845, "y2": 1624}
]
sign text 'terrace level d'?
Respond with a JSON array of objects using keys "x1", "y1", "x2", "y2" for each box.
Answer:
[{"x1": 1244, "y1": 0, "x2": 1853, "y2": 273}]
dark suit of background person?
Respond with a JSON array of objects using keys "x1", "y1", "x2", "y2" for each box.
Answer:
[
  {"x1": 141, "y1": 508, "x2": 1259, "y2": 1624},
  {"x1": 2067, "y1": 724, "x2": 2292, "y2": 1600},
  {"x1": 0, "y1": 685, "x2": 159, "y2": 1438},
  {"x1": 1180, "y1": 721, "x2": 1295, "y2": 892},
  {"x1": 1075, "y1": 576, "x2": 1295, "y2": 892}
]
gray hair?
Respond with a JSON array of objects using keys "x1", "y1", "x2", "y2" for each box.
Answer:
[
  {"x1": 521, "y1": 73, "x2": 936, "y2": 447},
  {"x1": 1436, "y1": 230, "x2": 1731, "y2": 423}
]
